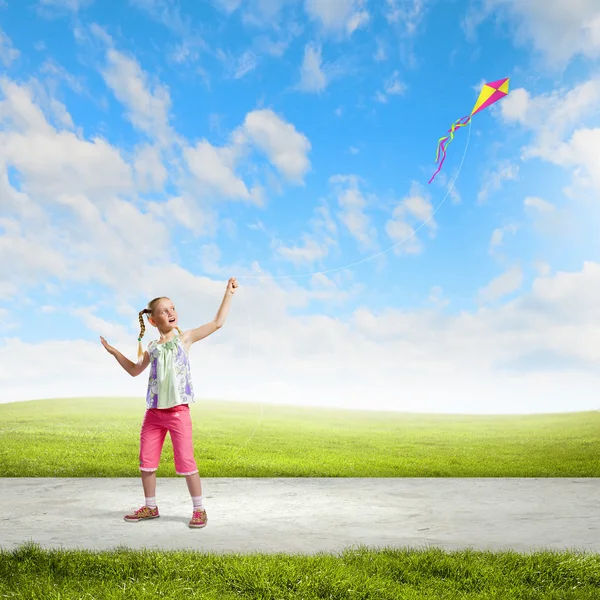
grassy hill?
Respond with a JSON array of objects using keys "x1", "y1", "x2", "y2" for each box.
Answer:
[{"x1": 0, "y1": 397, "x2": 598, "y2": 477}]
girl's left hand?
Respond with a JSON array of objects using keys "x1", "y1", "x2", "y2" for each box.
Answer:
[{"x1": 226, "y1": 277, "x2": 238, "y2": 295}]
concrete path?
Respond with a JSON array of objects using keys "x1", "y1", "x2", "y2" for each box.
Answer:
[{"x1": 1, "y1": 478, "x2": 598, "y2": 554}]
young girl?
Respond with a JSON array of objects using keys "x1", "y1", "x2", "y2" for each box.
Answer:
[{"x1": 100, "y1": 277, "x2": 238, "y2": 528}]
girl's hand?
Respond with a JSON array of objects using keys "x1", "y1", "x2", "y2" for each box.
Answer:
[
  {"x1": 100, "y1": 336, "x2": 116, "y2": 356},
  {"x1": 226, "y1": 277, "x2": 238, "y2": 295}
]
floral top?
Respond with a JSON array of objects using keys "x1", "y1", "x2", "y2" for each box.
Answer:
[{"x1": 145, "y1": 334, "x2": 195, "y2": 409}]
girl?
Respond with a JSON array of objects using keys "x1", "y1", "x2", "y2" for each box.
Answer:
[{"x1": 100, "y1": 277, "x2": 238, "y2": 528}]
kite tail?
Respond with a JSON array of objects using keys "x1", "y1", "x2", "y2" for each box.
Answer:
[
  {"x1": 429, "y1": 139, "x2": 448, "y2": 184},
  {"x1": 429, "y1": 114, "x2": 472, "y2": 184}
]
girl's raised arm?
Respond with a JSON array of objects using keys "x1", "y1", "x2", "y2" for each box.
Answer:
[{"x1": 182, "y1": 277, "x2": 238, "y2": 346}]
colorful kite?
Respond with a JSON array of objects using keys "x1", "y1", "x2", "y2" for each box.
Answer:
[{"x1": 428, "y1": 77, "x2": 510, "y2": 184}]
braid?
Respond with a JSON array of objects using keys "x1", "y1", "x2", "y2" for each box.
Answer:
[{"x1": 137, "y1": 309, "x2": 149, "y2": 361}]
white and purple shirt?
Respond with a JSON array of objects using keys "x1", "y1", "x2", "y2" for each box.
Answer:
[{"x1": 145, "y1": 334, "x2": 195, "y2": 409}]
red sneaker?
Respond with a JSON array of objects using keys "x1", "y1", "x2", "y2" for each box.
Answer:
[
  {"x1": 123, "y1": 505, "x2": 159, "y2": 522},
  {"x1": 189, "y1": 508, "x2": 207, "y2": 528}
]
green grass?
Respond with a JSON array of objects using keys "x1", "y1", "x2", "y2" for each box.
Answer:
[
  {"x1": 1, "y1": 397, "x2": 599, "y2": 477},
  {"x1": 2, "y1": 542, "x2": 599, "y2": 599}
]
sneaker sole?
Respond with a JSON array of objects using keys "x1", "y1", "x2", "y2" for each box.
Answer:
[
  {"x1": 189, "y1": 522, "x2": 207, "y2": 528},
  {"x1": 123, "y1": 515, "x2": 160, "y2": 522}
]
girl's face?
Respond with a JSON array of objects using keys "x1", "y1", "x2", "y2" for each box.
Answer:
[{"x1": 150, "y1": 299, "x2": 178, "y2": 332}]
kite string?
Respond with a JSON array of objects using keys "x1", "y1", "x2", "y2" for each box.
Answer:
[
  {"x1": 225, "y1": 120, "x2": 473, "y2": 452},
  {"x1": 239, "y1": 119, "x2": 472, "y2": 281}
]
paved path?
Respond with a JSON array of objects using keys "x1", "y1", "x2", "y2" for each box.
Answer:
[{"x1": 1, "y1": 478, "x2": 598, "y2": 554}]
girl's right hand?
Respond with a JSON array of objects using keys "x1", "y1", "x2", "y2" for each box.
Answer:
[{"x1": 100, "y1": 336, "x2": 116, "y2": 355}]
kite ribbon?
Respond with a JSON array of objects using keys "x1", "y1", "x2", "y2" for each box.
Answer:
[{"x1": 428, "y1": 114, "x2": 472, "y2": 184}]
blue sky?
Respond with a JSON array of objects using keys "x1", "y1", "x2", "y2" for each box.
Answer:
[{"x1": 1, "y1": 0, "x2": 600, "y2": 413}]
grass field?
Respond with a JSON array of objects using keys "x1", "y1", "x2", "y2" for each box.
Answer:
[
  {"x1": 2, "y1": 542, "x2": 599, "y2": 599},
  {"x1": 1, "y1": 397, "x2": 599, "y2": 477}
]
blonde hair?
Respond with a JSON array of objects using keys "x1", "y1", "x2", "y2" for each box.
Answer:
[{"x1": 137, "y1": 296, "x2": 182, "y2": 361}]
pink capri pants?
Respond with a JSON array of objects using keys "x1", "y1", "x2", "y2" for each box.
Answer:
[{"x1": 139, "y1": 404, "x2": 198, "y2": 476}]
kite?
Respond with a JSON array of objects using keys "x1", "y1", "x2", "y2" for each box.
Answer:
[{"x1": 428, "y1": 78, "x2": 510, "y2": 184}]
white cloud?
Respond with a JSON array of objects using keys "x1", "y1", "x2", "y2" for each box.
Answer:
[
  {"x1": 297, "y1": 42, "x2": 327, "y2": 93},
  {"x1": 183, "y1": 108, "x2": 310, "y2": 203},
  {"x1": 373, "y1": 37, "x2": 387, "y2": 61},
  {"x1": 232, "y1": 50, "x2": 258, "y2": 79},
  {"x1": 385, "y1": 0, "x2": 429, "y2": 35},
  {"x1": 0, "y1": 28, "x2": 19, "y2": 67},
  {"x1": 268, "y1": 199, "x2": 338, "y2": 267},
  {"x1": 240, "y1": 0, "x2": 290, "y2": 25},
  {"x1": 133, "y1": 144, "x2": 168, "y2": 193},
  {"x1": 275, "y1": 235, "x2": 332, "y2": 266},
  {"x1": 130, "y1": 0, "x2": 206, "y2": 64},
  {"x1": 147, "y1": 195, "x2": 217, "y2": 238},
  {"x1": 38, "y1": 0, "x2": 93, "y2": 11},
  {"x1": 478, "y1": 265, "x2": 523, "y2": 304},
  {"x1": 499, "y1": 78, "x2": 600, "y2": 192},
  {"x1": 524, "y1": 195, "x2": 573, "y2": 237},
  {"x1": 534, "y1": 261, "x2": 551, "y2": 276},
  {"x1": 183, "y1": 139, "x2": 261, "y2": 203},
  {"x1": 101, "y1": 46, "x2": 174, "y2": 145},
  {"x1": 4, "y1": 261, "x2": 600, "y2": 413},
  {"x1": 385, "y1": 181, "x2": 435, "y2": 255},
  {"x1": 304, "y1": 0, "x2": 369, "y2": 35},
  {"x1": 241, "y1": 109, "x2": 312, "y2": 183},
  {"x1": 0, "y1": 77, "x2": 175, "y2": 297},
  {"x1": 428, "y1": 285, "x2": 449, "y2": 307},
  {"x1": 212, "y1": 0, "x2": 243, "y2": 13},
  {"x1": 477, "y1": 160, "x2": 519, "y2": 203},
  {"x1": 473, "y1": 0, "x2": 600, "y2": 68},
  {"x1": 330, "y1": 175, "x2": 378, "y2": 251},
  {"x1": 524, "y1": 196, "x2": 554, "y2": 214},
  {"x1": 0, "y1": 80, "x2": 133, "y2": 202},
  {"x1": 489, "y1": 224, "x2": 514, "y2": 249},
  {"x1": 375, "y1": 70, "x2": 406, "y2": 103}
]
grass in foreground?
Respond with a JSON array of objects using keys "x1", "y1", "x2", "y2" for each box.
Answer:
[
  {"x1": 1, "y1": 542, "x2": 599, "y2": 599},
  {"x1": 0, "y1": 398, "x2": 599, "y2": 477}
]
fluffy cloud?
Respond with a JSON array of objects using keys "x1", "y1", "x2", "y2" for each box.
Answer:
[
  {"x1": 469, "y1": 0, "x2": 600, "y2": 68},
  {"x1": 489, "y1": 223, "x2": 518, "y2": 254},
  {"x1": 499, "y1": 78, "x2": 600, "y2": 193},
  {"x1": 478, "y1": 265, "x2": 523, "y2": 304},
  {"x1": 477, "y1": 160, "x2": 519, "y2": 203},
  {"x1": 183, "y1": 108, "x2": 311, "y2": 201},
  {"x1": 297, "y1": 43, "x2": 327, "y2": 93},
  {"x1": 273, "y1": 203, "x2": 338, "y2": 267},
  {"x1": 101, "y1": 47, "x2": 175, "y2": 146},
  {"x1": 304, "y1": 0, "x2": 369, "y2": 36},
  {"x1": 330, "y1": 175, "x2": 378, "y2": 251},
  {"x1": 385, "y1": 0, "x2": 429, "y2": 36},
  {"x1": 37, "y1": 0, "x2": 94, "y2": 12},
  {"x1": 133, "y1": 144, "x2": 168, "y2": 193},
  {"x1": 274, "y1": 236, "x2": 332, "y2": 266},
  {"x1": 241, "y1": 109, "x2": 312, "y2": 183},
  {"x1": 0, "y1": 28, "x2": 19, "y2": 67},
  {"x1": 0, "y1": 79, "x2": 133, "y2": 202},
  {"x1": 3, "y1": 261, "x2": 600, "y2": 413},
  {"x1": 0, "y1": 77, "x2": 173, "y2": 296},
  {"x1": 375, "y1": 71, "x2": 406, "y2": 103},
  {"x1": 385, "y1": 182, "x2": 435, "y2": 255},
  {"x1": 184, "y1": 139, "x2": 262, "y2": 203}
]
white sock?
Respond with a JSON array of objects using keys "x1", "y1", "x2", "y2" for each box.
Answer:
[
  {"x1": 145, "y1": 496, "x2": 157, "y2": 508},
  {"x1": 192, "y1": 495, "x2": 204, "y2": 510}
]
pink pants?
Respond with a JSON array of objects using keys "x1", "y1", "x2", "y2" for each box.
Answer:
[{"x1": 139, "y1": 404, "x2": 198, "y2": 476}]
